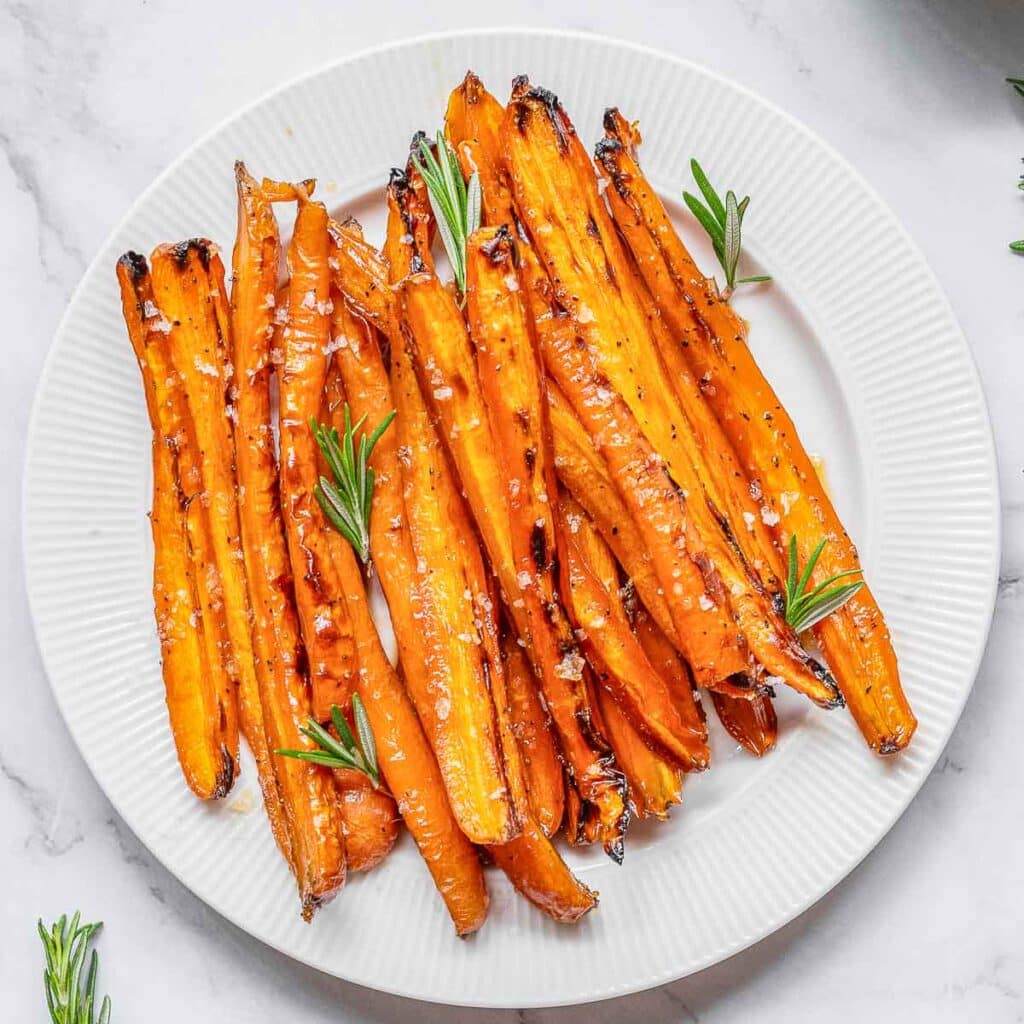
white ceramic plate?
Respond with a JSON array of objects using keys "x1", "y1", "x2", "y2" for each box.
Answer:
[{"x1": 23, "y1": 29, "x2": 999, "y2": 1008}]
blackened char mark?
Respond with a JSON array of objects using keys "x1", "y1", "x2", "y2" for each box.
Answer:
[
  {"x1": 530, "y1": 520, "x2": 547, "y2": 573},
  {"x1": 118, "y1": 251, "x2": 149, "y2": 282},
  {"x1": 480, "y1": 223, "x2": 516, "y2": 265},
  {"x1": 171, "y1": 238, "x2": 213, "y2": 270},
  {"x1": 214, "y1": 743, "x2": 235, "y2": 799}
]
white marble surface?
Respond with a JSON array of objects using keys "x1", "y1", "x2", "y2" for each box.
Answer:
[{"x1": 3, "y1": 1, "x2": 1023, "y2": 1020}]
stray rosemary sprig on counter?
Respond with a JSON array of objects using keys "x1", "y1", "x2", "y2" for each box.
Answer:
[
  {"x1": 277, "y1": 695, "x2": 380, "y2": 788},
  {"x1": 39, "y1": 913, "x2": 111, "y2": 1024},
  {"x1": 1009, "y1": 78, "x2": 1024, "y2": 252},
  {"x1": 311, "y1": 406, "x2": 395, "y2": 564},
  {"x1": 683, "y1": 158, "x2": 771, "y2": 298},
  {"x1": 784, "y1": 535, "x2": 864, "y2": 634},
  {"x1": 411, "y1": 130, "x2": 481, "y2": 295}
]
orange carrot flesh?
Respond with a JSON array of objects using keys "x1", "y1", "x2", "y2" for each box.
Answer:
[
  {"x1": 150, "y1": 242, "x2": 270, "y2": 788},
  {"x1": 275, "y1": 191, "x2": 357, "y2": 720},
  {"x1": 385, "y1": 333, "x2": 517, "y2": 846},
  {"x1": 117, "y1": 254, "x2": 237, "y2": 800},
  {"x1": 230, "y1": 165, "x2": 349, "y2": 915},
  {"x1": 559, "y1": 494, "x2": 709, "y2": 772},
  {"x1": 502, "y1": 636, "x2": 565, "y2": 838}
]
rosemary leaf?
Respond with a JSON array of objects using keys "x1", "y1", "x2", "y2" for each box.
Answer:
[
  {"x1": 783, "y1": 535, "x2": 864, "y2": 634},
  {"x1": 690, "y1": 158, "x2": 726, "y2": 226},
  {"x1": 686, "y1": 160, "x2": 771, "y2": 295},
  {"x1": 279, "y1": 697, "x2": 381, "y2": 788},
  {"x1": 311, "y1": 407, "x2": 395, "y2": 564}
]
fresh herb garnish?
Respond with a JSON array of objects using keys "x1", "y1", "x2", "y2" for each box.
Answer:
[
  {"x1": 39, "y1": 913, "x2": 112, "y2": 1024},
  {"x1": 784, "y1": 536, "x2": 864, "y2": 633},
  {"x1": 277, "y1": 695, "x2": 380, "y2": 788},
  {"x1": 683, "y1": 158, "x2": 771, "y2": 298},
  {"x1": 311, "y1": 406, "x2": 395, "y2": 564},
  {"x1": 1009, "y1": 79, "x2": 1024, "y2": 252},
  {"x1": 411, "y1": 131, "x2": 481, "y2": 295}
]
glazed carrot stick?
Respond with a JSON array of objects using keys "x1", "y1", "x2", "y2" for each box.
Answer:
[
  {"x1": 502, "y1": 634, "x2": 565, "y2": 838},
  {"x1": 150, "y1": 242, "x2": 272, "y2": 783},
  {"x1": 532, "y1": 312, "x2": 752, "y2": 695},
  {"x1": 273, "y1": 185, "x2": 357, "y2": 720},
  {"x1": 561, "y1": 495, "x2": 690, "y2": 817},
  {"x1": 502, "y1": 82, "x2": 840, "y2": 710},
  {"x1": 549, "y1": 385, "x2": 776, "y2": 752},
  {"x1": 230, "y1": 165, "x2": 348, "y2": 912},
  {"x1": 385, "y1": 329, "x2": 517, "y2": 846},
  {"x1": 390, "y1": 347, "x2": 594, "y2": 919},
  {"x1": 597, "y1": 110, "x2": 915, "y2": 753},
  {"x1": 593, "y1": 687, "x2": 682, "y2": 821},
  {"x1": 117, "y1": 253, "x2": 237, "y2": 800}
]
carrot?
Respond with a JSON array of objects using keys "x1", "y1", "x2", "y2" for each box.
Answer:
[
  {"x1": 597, "y1": 110, "x2": 914, "y2": 753},
  {"x1": 444, "y1": 72, "x2": 552, "y2": 320},
  {"x1": 117, "y1": 253, "x2": 238, "y2": 800},
  {"x1": 150, "y1": 240, "x2": 272, "y2": 784},
  {"x1": 384, "y1": 323, "x2": 517, "y2": 845},
  {"x1": 274, "y1": 185, "x2": 357, "y2": 720},
  {"x1": 230, "y1": 165, "x2": 347, "y2": 914}
]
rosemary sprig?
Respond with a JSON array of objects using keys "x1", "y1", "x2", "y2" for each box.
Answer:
[
  {"x1": 311, "y1": 406, "x2": 395, "y2": 564},
  {"x1": 411, "y1": 130, "x2": 481, "y2": 295},
  {"x1": 277, "y1": 695, "x2": 380, "y2": 788},
  {"x1": 1010, "y1": 79, "x2": 1024, "y2": 252},
  {"x1": 683, "y1": 158, "x2": 771, "y2": 298},
  {"x1": 38, "y1": 913, "x2": 111, "y2": 1024},
  {"x1": 784, "y1": 535, "x2": 864, "y2": 634}
]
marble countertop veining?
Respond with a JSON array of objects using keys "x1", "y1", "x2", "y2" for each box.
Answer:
[{"x1": 3, "y1": 1, "x2": 1023, "y2": 1020}]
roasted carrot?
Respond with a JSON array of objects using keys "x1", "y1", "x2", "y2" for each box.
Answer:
[
  {"x1": 331, "y1": 179, "x2": 519, "y2": 847},
  {"x1": 149, "y1": 242, "x2": 269, "y2": 784},
  {"x1": 273, "y1": 185, "x2": 357, "y2": 720},
  {"x1": 117, "y1": 253, "x2": 237, "y2": 800},
  {"x1": 502, "y1": 635, "x2": 565, "y2": 838},
  {"x1": 230, "y1": 164, "x2": 348, "y2": 914},
  {"x1": 503, "y1": 82, "x2": 841, "y2": 710},
  {"x1": 594, "y1": 687, "x2": 682, "y2": 820},
  {"x1": 630, "y1": 605, "x2": 710, "y2": 745},
  {"x1": 384, "y1": 326, "x2": 517, "y2": 846},
  {"x1": 400, "y1": 268, "x2": 627, "y2": 860},
  {"x1": 597, "y1": 110, "x2": 914, "y2": 753},
  {"x1": 549, "y1": 382, "x2": 776, "y2": 752}
]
